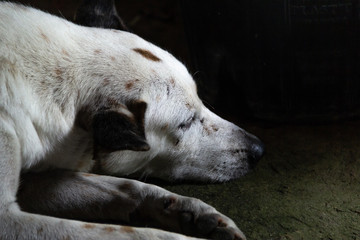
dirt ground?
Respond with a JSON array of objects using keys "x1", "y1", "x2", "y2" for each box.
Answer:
[{"x1": 164, "y1": 120, "x2": 360, "y2": 240}]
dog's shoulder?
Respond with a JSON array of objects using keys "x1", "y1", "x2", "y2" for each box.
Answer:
[{"x1": 0, "y1": 3, "x2": 81, "y2": 168}]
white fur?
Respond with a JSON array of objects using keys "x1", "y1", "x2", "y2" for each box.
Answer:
[{"x1": 0, "y1": 2, "x2": 254, "y2": 239}]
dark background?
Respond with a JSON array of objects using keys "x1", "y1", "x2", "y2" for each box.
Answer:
[
  {"x1": 15, "y1": 0, "x2": 360, "y2": 123},
  {"x1": 183, "y1": 0, "x2": 360, "y2": 122},
  {"x1": 11, "y1": 1, "x2": 360, "y2": 239}
]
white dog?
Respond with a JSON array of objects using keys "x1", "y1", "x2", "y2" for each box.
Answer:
[{"x1": 0, "y1": 2, "x2": 264, "y2": 240}]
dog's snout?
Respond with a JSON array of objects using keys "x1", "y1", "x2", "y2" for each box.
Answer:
[{"x1": 245, "y1": 133, "x2": 265, "y2": 168}]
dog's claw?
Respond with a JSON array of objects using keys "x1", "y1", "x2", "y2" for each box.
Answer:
[{"x1": 178, "y1": 210, "x2": 245, "y2": 240}]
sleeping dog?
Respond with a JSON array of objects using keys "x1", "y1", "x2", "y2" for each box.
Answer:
[{"x1": 0, "y1": 2, "x2": 264, "y2": 239}]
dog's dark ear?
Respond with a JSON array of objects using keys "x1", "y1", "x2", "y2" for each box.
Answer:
[
  {"x1": 93, "y1": 101, "x2": 149, "y2": 151},
  {"x1": 74, "y1": 0, "x2": 128, "y2": 31}
]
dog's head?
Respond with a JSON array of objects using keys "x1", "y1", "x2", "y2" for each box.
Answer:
[
  {"x1": 75, "y1": 1, "x2": 264, "y2": 182},
  {"x1": 82, "y1": 37, "x2": 264, "y2": 182}
]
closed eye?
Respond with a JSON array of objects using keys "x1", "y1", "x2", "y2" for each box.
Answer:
[{"x1": 178, "y1": 115, "x2": 196, "y2": 130}]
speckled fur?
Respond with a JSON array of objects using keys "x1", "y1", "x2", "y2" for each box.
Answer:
[{"x1": 0, "y1": 2, "x2": 261, "y2": 239}]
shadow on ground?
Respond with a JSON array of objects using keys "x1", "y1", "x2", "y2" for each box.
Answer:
[{"x1": 162, "y1": 121, "x2": 360, "y2": 239}]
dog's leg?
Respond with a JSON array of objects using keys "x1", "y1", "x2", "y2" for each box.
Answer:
[
  {"x1": 18, "y1": 171, "x2": 246, "y2": 240},
  {"x1": 0, "y1": 127, "x2": 197, "y2": 240}
]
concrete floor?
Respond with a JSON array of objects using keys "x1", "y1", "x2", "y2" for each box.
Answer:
[{"x1": 164, "y1": 120, "x2": 360, "y2": 239}]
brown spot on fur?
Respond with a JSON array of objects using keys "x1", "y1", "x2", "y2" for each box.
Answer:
[
  {"x1": 107, "y1": 98, "x2": 117, "y2": 106},
  {"x1": 218, "y1": 218, "x2": 227, "y2": 227},
  {"x1": 125, "y1": 81, "x2": 134, "y2": 90},
  {"x1": 61, "y1": 49, "x2": 71, "y2": 62},
  {"x1": 185, "y1": 103, "x2": 192, "y2": 109},
  {"x1": 103, "y1": 226, "x2": 116, "y2": 233},
  {"x1": 169, "y1": 78, "x2": 175, "y2": 87},
  {"x1": 62, "y1": 237, "x2": 70, "y2": 240},
  {"x1": 125, "y1": 79, "x2": 139, "y2": 90},
  {"x1": 204, "y1": 126, "x2": 212, "y2": 135},
  {"x1": 40, "y1": 31, "x2": 50, "y2": 43},
  {"x1": 94, "y1": 49, "x2": 102, "y2": 54},
  {"x1": 121, "y1": 226, "x2": 134, "y2": 233},
  {"x1": 55, "y1": 68, "x2": 63, "y2": 77},
  {"x1": 37, "y1": 227, "x2": 44, "y2": 234},
  {"x1": 110, "y1": 190, "x2": 120, "y2": 196},
  {"x1": 211, "y1": 124, "x2": 219, "y2": 132},
  {"x1": 119, "y1": 182, "x2": 133, "y2": 192},
  {"x1": 204, "y1": 124, "x2": 219, "y2": 135},
  {"x1": 83, "y1": 223, "x2": 96, "y2": 229},
  {"x1": 110, "y1": 56, "x2": 116, "y2": 61},
  {"x1": 103, "y1": 78, "x2": 110, "y2": 86},
  {"x1": 82, "y1": 173, "x2": 96, "y2": 177},
  {"x1": 62, "y1": 49, "x2": 70, "y2": 56},
  {"x1": 133, "y1": 48, "x2": 161, "y2": 62},
  {"x1": 161, "y1": 124, "x2": 169, "y2": 131}
]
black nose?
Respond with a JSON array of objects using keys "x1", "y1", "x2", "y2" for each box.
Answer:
[{"x1": 245, "y1": 133, "x2": 265, "y2": 168}]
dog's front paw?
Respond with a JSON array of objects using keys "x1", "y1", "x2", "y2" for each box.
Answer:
[
  {"x1": 179, "y1": 211, "x2": 245, "y2": 240},
  {"x1": 133, "y1": 194, "x2": 246, "y2": 240},
  {"x1": 161, "y1": 196, "x2": 246, "y2": 240}
]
